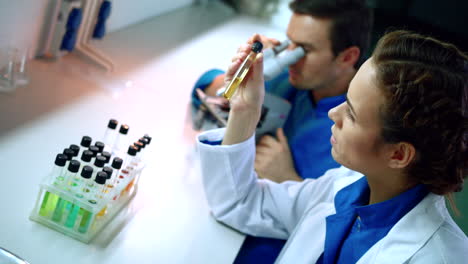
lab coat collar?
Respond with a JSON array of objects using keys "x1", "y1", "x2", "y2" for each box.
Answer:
[{"x1": 356, "y1": 193, "x2": 446, "y2": 264}]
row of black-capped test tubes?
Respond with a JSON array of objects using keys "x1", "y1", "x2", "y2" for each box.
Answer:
[{"x1": 37, "y1": 120, "x2": 152, "y2": 234}]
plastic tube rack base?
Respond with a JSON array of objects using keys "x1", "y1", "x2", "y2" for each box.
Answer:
[{"x1": 29, "y1": 163, "x2": 144, "y2": 243}]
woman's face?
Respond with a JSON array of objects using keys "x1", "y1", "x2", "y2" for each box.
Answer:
[{"x1": 328, "y1": 59, "x2": 392, "y2": 176}]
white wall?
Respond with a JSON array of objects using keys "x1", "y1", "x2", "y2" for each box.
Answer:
[
  {"x1": 0, "y1": 0, "x2": 194, "y2": 56},
  {"x1": 0, "y1": 0, "x2": 49, "y2": 51},
  {"x1": 107, "y1": 0, "x2": 194, "y2": 33},
  {"x1": 269, "y1": 0, "x2": 292, "y2": 31}
]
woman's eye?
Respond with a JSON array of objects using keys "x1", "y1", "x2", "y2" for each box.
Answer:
[{"x1": 346, "y1": 107, "x2": 355, "y2": 122}]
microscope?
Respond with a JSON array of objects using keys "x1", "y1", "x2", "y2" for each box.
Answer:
[
  {"x1": 193, "y1": 40, "x2": 305, "y2": 140},
  {"x1": 262, "y1": 40, "x2": 305, "y2": 81}
]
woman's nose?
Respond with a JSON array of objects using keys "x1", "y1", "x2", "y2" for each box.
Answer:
[{"x1": 328, "y1": 104, "x2": 343, "y2": 128}]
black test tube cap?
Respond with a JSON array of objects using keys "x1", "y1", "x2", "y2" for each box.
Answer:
[
  {"x1": 80, "y1": 136, "x2": 92, "y2": 148},
  {"x1": 127, "y1": 145, "x2": 138, "y2": 156},
  {"x1": 94, "y1": 155, "x2": 106, "y2": 167},
  {"x1": 103, "y1": 166, "x2": 113, "y2": 179},
  {"x1": 63, "y1": 148, "x2": 74, "y2": 161},
  {"x1": 88, "y1": 146, "x2": 99, "y2": 157},
  {"x1": 144, "y1": 134, "x2": 152, "y2": 144},
  {"x1": 95, "y1": 171, "x2": 108, "y2": 184},
  {"x1": 69, "y1": 144, "x2": 80, "y2": 157},
  {"x1": 95, "y1": 141, "x2": 105, "y2": 153},
  {"x1": 81, "y1": 165, "x2": 93, "y2": 179},
  {"x1": 138, "y1": 138, "x2": 148, "y2": 147},
  {"x1": 251, "y1": 41, "x2": 263, "y2": 53},
  {"x1": 68, "y1": 160, "x2": 80, "y2": 173},
  {"x1": 81, "y1": 150, "x2": 93, "y2": 163},
  {"x1": 133, "y1": 142, "x2": 144, "y2": 152},
  {"x1": 55, "y1": 154, "x2": 68, "y2": 167},
  {"x1": 112, "y1": 157, "x2": 123, "y2": 170},
  {"x1": 119, "y1": 124, "x2": 129, "y2": 135},
  {"x1": 102, "y1": 151, "x2": 111, "y2": 163},
  {"x1": 108, "y1": 119, "x2": 118, "y2": 129}
]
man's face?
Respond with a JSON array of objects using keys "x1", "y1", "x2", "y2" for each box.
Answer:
[{"x1": 286, "y1": 13, "x2": 338, "y2": 90}]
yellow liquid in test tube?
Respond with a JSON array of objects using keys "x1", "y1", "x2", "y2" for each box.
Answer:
[{"x1": 223, "y1": 41, "x2": 263, "y2": 100}]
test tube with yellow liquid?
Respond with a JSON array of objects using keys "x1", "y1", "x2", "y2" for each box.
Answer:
[{"x1": 223, "y1": 41, "x2": 263, "y2": 100}]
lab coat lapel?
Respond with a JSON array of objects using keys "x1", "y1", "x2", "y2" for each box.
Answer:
[
  {"x1": 275, "y1": 203, "x2": 335, "y2": 264},
  {"x1": 356, "y1": 194, "x2": 445, "y2": 264}
]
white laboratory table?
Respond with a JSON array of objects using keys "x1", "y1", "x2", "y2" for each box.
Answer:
[{"x1": 0, "y1": 3, "x2": 286, "y2": 264}]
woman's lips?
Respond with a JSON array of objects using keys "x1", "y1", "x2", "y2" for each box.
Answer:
[{"x1": 330, "y1": 135, "x2": 337, "y2": 145}]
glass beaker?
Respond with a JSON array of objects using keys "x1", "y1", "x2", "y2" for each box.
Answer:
[
  {"x1": 0, "y1": 47, "x2": 16, "y2": 92},
  {"x1": 14, "y1": 47, "x2": 29, "y2": 86},
  {"x1": 0, "y1": 47, "x2": 30, "y2": 92}
]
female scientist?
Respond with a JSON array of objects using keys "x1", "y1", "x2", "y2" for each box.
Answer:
[{"x1": 197, "y1": 30, "x2": 468, "y2": 263}]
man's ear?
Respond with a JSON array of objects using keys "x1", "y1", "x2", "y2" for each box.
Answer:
[
  {"x1": 337, "y1": 46, "x2": 360, "y2": 68},
  {"x1": 387, "y1": 142, "x2": 416, "y2": 169}
]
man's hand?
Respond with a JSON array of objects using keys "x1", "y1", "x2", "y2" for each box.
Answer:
[
  {"x1": 255, "y1": 128, "x2": 302, "y2": 182},
  {"x1": 257, "y1": 35, "x2": 281, "y2": 50}
]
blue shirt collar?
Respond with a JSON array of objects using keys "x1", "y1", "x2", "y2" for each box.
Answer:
[
  {"x1": 316, "y1": 93, "x2": 346, "y2": 113},
  {"x1": 334, "y1": 176, "x2": 429, "y2": 228}
]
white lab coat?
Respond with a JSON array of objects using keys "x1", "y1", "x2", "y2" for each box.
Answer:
[{"x1": 197, "y1": 129, "x2": 468, "y2": 264}]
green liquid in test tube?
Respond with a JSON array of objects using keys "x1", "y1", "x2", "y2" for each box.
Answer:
[
  {"x1": 51, "y1": 160, "x2": 80, "y2": 223},
  {"x1": 78, "y1": 209, "x2": 94, "y2": 233},
  {"x1": 64, "y1": 204, "x2": 80, "y2": 228},
  {"x1": 42, "y1": 192, "x2": 60, "y2": 216},
  {"x1": 39, "y1": 154, "x2": 68, "y2": 217},
  {"x1": 64, "y1": 165, "x2": 94, "y2": 228},
  {"x1": 52, "y1": 198, "x2": 68, "y2": 222},
  {"x1": 40, "y1": 192, "x2": 57, "y2": 217}
]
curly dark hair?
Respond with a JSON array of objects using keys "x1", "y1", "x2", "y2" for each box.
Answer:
[
  {"x1": 372, "y1": 30, "x2": 468, "y2": 195},
  {"x1": 289, "y1": 0, "x2": 373, "y2": 68}
]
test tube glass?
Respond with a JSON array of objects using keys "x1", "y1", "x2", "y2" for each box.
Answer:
[
  {"x1": 92, "y1": 155, "x2": 106, "y2": 180},
  {"x1": 112, "y1": 124, "x2": 129, "y2": 155},
  {"x1": 223, "y1": 41, "x2": 263, "y2": 100},
  {"x1": 88, "y1": 171, "x2": 107, "y2": 204},
  {"x1": 64, "y1": 166, "x2": 93, "y2": 228},
  {"x1": 102, "y1": 119, "x2": 118, "y2": 152},
  {"x1": 39, "y1": 154, "x2": 67, "y2": 217},
  {"x1": 51, "y1": 160, "x2": 80, "y2": 222},
  {"x1": 79, "y1": 136, "x2": 92, "y2": 154}
]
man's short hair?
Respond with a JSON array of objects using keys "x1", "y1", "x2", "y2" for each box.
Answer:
[{"x1": 289, "y1": 0, "x2": 373, "y2": 67}]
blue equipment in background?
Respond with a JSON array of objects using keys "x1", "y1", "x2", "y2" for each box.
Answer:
[{"x1": 93, "y1": 0, "x2": 112, "y2": 39}]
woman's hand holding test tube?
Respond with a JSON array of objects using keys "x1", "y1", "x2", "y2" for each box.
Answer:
[{"x1": 222, "y1": 34, "x2": 265, "y2": 146}]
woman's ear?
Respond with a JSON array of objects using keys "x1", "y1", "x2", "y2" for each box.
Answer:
[{"x1": 387, "y1": 142, "x2": 416, "y2": 169}]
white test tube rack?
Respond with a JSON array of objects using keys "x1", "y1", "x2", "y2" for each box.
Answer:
[{"x1": 29, "y1": 158, "x2": 144, "y2": 243}]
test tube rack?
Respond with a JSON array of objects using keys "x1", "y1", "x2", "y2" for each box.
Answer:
[{"x1": 29, "y1": 162, "x2": 144, "y2": 243}]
